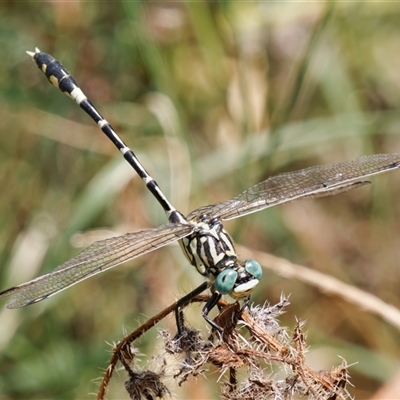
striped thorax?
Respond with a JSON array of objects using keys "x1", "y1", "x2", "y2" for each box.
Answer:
[{"x1": 179, "y1": 214, "x2": 262, "y2": 299}]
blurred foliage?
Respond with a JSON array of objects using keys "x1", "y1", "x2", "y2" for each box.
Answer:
[{"x1": 0, "y1": 1, "x2": 400, "y2": 399}]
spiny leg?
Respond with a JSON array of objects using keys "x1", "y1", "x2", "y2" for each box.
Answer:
[
  {"x1": 174, "y1": 281, "x2": 209, "y2": 335},
  {"x1": 174, "y1": 282, "x2": 226, "y2": 335}
]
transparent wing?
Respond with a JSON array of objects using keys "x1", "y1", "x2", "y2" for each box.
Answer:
[
  {"x1": 188, "y1": 153, "x2": 400, "y2": 222},
  {"x1": 0, "y1": 222, "x2": 194, "y2": 308}
]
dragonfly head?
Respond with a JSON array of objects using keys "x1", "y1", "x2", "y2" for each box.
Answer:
[{"x1": 214, "y1": 259, "x2": 262, "y2": 299}]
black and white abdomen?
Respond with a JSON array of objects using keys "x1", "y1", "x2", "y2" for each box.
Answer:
[{"x1": 179, "y1": 217, "x2": 237, "y2": 277}]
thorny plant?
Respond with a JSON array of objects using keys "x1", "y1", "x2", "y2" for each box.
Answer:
[{"x1": 97, "y1": 295, "x2": 351, "y2": 400}]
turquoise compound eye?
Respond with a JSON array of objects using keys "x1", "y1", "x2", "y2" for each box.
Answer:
[
  {"x1": 244, "y1": 259, "x2": 262, "y2": 280},
  {"x1": 215, "y1": 269, "x2": 238, "y2": 295}
]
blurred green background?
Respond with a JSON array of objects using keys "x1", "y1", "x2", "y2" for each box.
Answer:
[{"x1": 1, "y1": 1, "x2": 400, "y2": 399}]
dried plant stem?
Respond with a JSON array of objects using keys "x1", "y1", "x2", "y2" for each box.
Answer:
[{"x1": 98, "y1": 295, "x2": 351, "y2": 400}]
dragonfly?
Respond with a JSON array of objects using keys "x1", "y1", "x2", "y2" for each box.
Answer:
[{"x1": 1, "y1": 48, "x2": 400, "y2": 331}]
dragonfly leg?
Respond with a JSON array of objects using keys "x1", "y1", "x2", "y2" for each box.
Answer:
[
  {"x1": 175, "y1": 281, "x2": 209, "y2": 335},
  {"x1": 201, "y1": 291, "x2": 223, "y2": 332},
  {"x1": 239, "y1": 296, "x2": 251, "y2": 314},
  {"x1": 233, "y1": 295, "x2": 251, "y2": 325}
]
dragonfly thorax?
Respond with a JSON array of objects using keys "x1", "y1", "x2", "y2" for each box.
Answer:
[
  {"x1": 179, "y1": 217, "x2": 236, "y2": 275},
  {"x1": 179, "y1": 216, "x2": 262, "y2": 299}
]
